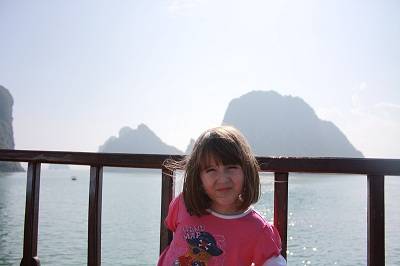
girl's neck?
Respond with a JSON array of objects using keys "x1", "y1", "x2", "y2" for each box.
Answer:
[
  {"x1": 207, "y1": 206, "x2": 253, "y2": 219},
  {"x1": 210, "y1": 207, "x2": 243, "y2": 215},
  {"x1": 209, "y1": 200, "x2": 243, "y2": 215}
]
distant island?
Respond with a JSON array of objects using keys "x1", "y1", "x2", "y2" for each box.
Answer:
[
  {"x1": 0, "y1": 86, "x2": 364, "y2": 172},
  {"x1": 0, "y1": 85, "x2": 24, "y2": 172},
  {"x1": 222, "y1": 91, "x2": 363, "y2": 157},
  {"x1": 99, "y1": 124, "x2": 183, "y2": 172},
  {"x1": 99, "y1": 123, "x2": 183, "y2": 154},
  {"x1": 0, "y1": 88, "x2": 365, "y2": 173},
  {"x1": 99, "y1": 90, "x2": 363, "y2": 158}
]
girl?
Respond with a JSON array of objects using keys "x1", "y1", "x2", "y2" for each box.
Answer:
[{"x1": 158, "y1": 126, "x2": 286, "y2": 266}]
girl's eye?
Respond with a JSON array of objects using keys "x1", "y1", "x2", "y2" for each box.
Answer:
[
  {"x1": 205, "y1": 168, "x2": 216, "y2": 173},
  {"x1": 227, "y1": 165, "x2": 239, "y2": 170}
]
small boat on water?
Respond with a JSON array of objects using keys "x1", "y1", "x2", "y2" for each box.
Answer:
[{"x1": 71, "y1": 176, "x2": 77, "y2": 181}]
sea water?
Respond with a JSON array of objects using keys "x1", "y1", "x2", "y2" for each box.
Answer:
[{"x1": 0, "y1": 168, "x2": 399, "y2": 265}]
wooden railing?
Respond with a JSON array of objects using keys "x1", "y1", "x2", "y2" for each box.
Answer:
[{"x1": 0, "y1": 149, "x2": 399, "y2": 266}]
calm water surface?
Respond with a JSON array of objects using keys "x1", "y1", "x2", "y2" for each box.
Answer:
[{"x1": 0, "y1": 168, "x2": 399, "y2": 265}]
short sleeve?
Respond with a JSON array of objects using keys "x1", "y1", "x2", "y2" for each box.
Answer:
[
  {"x1": 164, "y1": 194, "x2": 182, "y2": 232},
  {"x1": 253, "y1": 223, "x2": 282, "y2": 264},
  {"x1": 263, "y1": 255, "x2": 287, "y2": 266}
]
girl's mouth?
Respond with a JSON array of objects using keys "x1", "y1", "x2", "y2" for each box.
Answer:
[{"x1": 216, "y1": 187, "x2": 231, "y2": 192}]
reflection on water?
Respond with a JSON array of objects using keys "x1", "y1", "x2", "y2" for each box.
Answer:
[
  {"x1": 0, "y1": 172, "x2": 26, "y2": 266},
  {"x1": 0, "y1": 170, "x2": 399, "y2": 265}
]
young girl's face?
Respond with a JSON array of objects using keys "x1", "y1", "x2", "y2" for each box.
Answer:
[{"x1": 200, "y1": 155, "x2": 244, "y2": 214}]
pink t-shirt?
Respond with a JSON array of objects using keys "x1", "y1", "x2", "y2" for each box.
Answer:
[{"x1": 158, "y1": 194, "x2": 282, "y2": 266}]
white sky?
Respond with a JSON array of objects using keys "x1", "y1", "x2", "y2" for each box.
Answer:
[{"x1": 1, "y1": 0, "x2": 399, "y2": 158}]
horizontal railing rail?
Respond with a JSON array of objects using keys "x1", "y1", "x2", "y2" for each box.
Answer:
[
  {"x1": 1, "y1": 149, "x2": 399, "y2": 266},
  {"x1": 1, "y1": 149, "x2": 400, "y2": 174}
]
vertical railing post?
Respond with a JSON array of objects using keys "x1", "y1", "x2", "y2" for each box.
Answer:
[
  {"x1": 20, "y1": 162, "x2": 41, "y2": 266},
  {"x1": 367, "y1": 174, "x2": 385, "y2": 266},
  {"x1": 159, "y1": 166, "x2": 174, "y2": 254},
  {"x1": 274, "y1": 172, "x2": 289, "y2": 260},
  {"x1": 88, "y1": 166, "x2": 103, "y2": 266}
]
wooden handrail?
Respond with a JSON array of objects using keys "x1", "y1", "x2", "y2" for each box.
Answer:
[
  {"x1": 0, "y1": 149, "x2": 182, "y2": 168},
  {"x1": 1, "y1": 149, "x2": 400, "y2": 175},
  {"x1": 1, "y1": 149, "x2": 399, "y2": 266}
]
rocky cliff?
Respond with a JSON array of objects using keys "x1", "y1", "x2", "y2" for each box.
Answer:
[
  {"x1": 222, "y1": 91, "x2": 363, "y2": 157},
  {"x1": 99, "y1": 123, "x2": 183, "y2": 155},
  {"x1": 0, "y1": 85, "x2": 24, "y2": 172}
]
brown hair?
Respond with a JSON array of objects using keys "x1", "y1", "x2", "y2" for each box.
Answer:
[{"x1": 167, "y1": 126, "x2": 260, "y2": 216}]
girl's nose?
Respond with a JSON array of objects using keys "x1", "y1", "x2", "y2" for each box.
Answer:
[{"x1": 216, "y1": 168, "x2": 230, "y2": 182}]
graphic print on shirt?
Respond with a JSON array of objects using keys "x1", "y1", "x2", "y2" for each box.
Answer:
[{"x1": 177, "y1": 225, "x2": 224, "y2": 266}]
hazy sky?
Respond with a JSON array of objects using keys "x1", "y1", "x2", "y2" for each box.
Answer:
[{"x1": 1, "y1": 0, "x2": 399, "y2": 158}]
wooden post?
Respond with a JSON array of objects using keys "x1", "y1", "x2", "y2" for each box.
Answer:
[
  {"x1": 20, "y1": 162, "x2": 41, "y2": 266},
  {"x1": 367, "y1": 174, "x2": 385, "y2": 266},
  {"x1": 88, "y1": 166, "x2": 103, "y2": 266},
  {"x1": 159, "y1": 166, "x2": 174, "y2": 254},
  {"x1": 274, "y1": 172, "x2": 289, "y2": 260}
]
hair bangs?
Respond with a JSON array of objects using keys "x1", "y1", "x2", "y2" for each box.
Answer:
[{"x1": 198, "y1": 136, "x2": 243, "y2": 170}]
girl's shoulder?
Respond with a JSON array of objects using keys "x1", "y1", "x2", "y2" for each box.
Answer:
[
  {"x1": 172, "y1": 192, "x2": 184, "y2": 205},
  {"x1": 164, "y1": 193, "x2": 187, "y2": 231},
  {"x1": 245, "y1": 208, "x2": 273, "y2": 226},
  {"x1": 168, "y1": 193, "x2": 186, "y2": 212}
]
